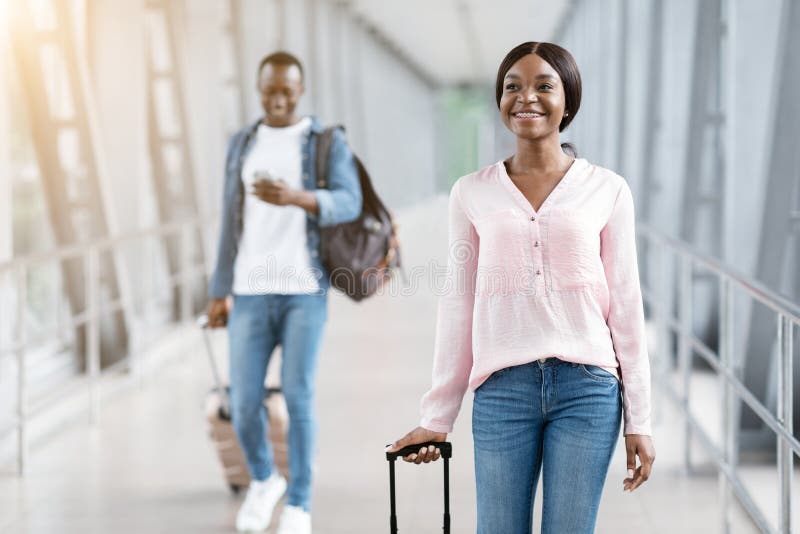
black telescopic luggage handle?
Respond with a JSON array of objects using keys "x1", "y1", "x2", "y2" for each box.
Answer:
[
  {"x1": 385, "y1": 441, "x2": 452, "y2": 534},
  {"x1": 197, "y1": 315, "x2": 231, "y2": 419}
]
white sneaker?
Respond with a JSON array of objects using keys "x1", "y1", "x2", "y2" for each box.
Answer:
[
  {"x1": 276, "y1": 505, "x2": 312, "y2": 534},
  {"x1": 235, "y1": 473, "x2": 287, "y2": 532}
]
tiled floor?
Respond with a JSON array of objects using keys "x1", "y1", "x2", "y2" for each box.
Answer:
[{"x1": 0, "y1": 198, "x2": 787, "y2": 533}]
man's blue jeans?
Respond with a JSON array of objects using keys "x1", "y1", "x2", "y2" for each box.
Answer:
[
  {"x1": 228, "y1": 293, "x2": 327, "y2": 511},
  {"x1": 472, "y1": 358, "x2": 622, "y2": 534}
]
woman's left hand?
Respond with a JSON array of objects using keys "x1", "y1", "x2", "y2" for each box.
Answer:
[{"x1": 623, "y1": 434, "x2": 655, "y2": 492}]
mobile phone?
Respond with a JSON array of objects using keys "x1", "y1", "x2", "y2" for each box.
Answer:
[{"x1": 254, "y1": 170, "x2": 274, "y2": 182}]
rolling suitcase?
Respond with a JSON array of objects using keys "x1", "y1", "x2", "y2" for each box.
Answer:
[
  {"x1": 385, "y1": 441, "x2": 453, "y2": 534},
  {"x1": 200, "y1": 316, "x2": 290, "y2": 493}
]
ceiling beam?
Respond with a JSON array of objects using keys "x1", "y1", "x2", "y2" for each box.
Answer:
[
  {"x1": 457, "y1": 1, "x2": 484, "y2": 83},
  {"x1": 347, "y1": 6, "x2": 440, "y2": 89},
  {"x1": 551, "y1": 0, "x2": 580, "y2": 44}
]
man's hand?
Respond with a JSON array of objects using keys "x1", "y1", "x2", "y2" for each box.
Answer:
[
  {"x1": 251, "y1": 178, "x2": 298, "y2": 206},
  {"x1": 623, "y1": 434, "x2": 655, "y2": 492},
  {"x1": 206, "y1": 298, "x2": 228, "y2": 328}
]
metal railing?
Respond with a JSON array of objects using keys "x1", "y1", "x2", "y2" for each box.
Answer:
[
  {"x1": 1, "y1": 215, "x2": 796, "y2": 531},
  {"x1": 638, "y1": 223, "x2": 798, "y2": 534},
  {"x1": 0, "y1": 217, "x2": 209, "y2": 475}
]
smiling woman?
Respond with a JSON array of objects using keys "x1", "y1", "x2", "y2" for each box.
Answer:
[{"x1": 388, "y1": 40, "x2": 655, "y2": 534}]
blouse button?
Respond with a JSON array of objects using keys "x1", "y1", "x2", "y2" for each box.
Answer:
[
  {"x1": 530, "y1": 216, "x2": 536, "y2": 222},
  {"x1": 534, "y1": 241, "x2": 540, "y2": 247},
  {"x1": 535, "y1": 269, "x2": 542, "y2": 275}
]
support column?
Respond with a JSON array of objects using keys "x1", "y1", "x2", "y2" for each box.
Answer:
[
  {"x1": 637, "y1": 0, "x2": 664, "y2": 289},
  {"x1": 741, "y1": 0, "x2": 800, "y2": 440},
  {"x1": 10, "y1": 0, "x2": 129, "y2": 367},
  {"x1": 0, "y1": 5, "x2": 11, "y2": 265},
  {"x1": 615, "y1": 0, "x2": 628, "y2": 175},
  {"x1": 0, "y1": 0, "x2": 16, "y2": 459},
  {"x1": 145, "y1": 0, "x2": 207, "y2": 320}
]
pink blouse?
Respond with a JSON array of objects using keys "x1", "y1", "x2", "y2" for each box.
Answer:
[{"x1": 419, "y1": 158, "x2": 652, "y2": 436}]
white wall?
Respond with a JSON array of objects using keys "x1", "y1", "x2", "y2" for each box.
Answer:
[{"x1": 356, "y1": 21, "x2": 439, "y2": 204}]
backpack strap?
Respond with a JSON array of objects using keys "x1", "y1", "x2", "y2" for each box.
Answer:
[
  {"x1": 315, "y1": 126, "x2": 387, "y2": 215},
  {"x1": 315, "y1": 126, "x2": 341, "y2": 189}
]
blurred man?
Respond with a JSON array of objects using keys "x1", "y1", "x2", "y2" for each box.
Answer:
[{"x1": 207, "y1": 51, "x2": 362, "y2": 533}]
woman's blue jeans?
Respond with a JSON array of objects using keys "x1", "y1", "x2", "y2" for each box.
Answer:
[
  {"x1": 228, "y1": 293, "x2": 327, "y2": 511},
  {"x1": 472, "y1": 358, "x2": 622, "y2": 534}
]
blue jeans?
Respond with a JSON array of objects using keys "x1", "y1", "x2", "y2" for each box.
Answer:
[
  {"x1": 472, "y1": 358, "x2": 622, "y2": 534},
  {"x1": 228, "y1": 293, "x2": 328, "y2": 511}
]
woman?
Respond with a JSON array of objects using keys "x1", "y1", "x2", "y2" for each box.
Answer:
[{"x1": 387, "y1": 42, "x2": 655, "y2": 533}]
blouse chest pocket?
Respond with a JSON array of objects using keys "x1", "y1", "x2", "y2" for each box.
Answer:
[
  {"x1": 474, "y1": 208, "x2": 527, "y2": 268},
  {"x1": 546, "y1": 210, "x2": 603, "y2": 291}
]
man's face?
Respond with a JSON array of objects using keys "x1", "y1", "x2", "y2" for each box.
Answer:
[{"x1": 257, "y1": 63, "x2": 304, "y2": 126}]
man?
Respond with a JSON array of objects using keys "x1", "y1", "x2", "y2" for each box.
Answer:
[{"x1": 206, "y1": 51, "x2": 362, "y2": 534}]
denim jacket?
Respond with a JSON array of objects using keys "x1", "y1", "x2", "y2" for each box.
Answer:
[{"x1": 208, "y1": 116, "x2": 362, "y2": 297}]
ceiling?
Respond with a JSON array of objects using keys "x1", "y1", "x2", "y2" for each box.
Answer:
[{"x1": 347, "y1": 0, "x2": 572, "y2": 86}]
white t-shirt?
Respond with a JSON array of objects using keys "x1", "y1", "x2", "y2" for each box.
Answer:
[{"x1": 232, "y1": 117, "x2": 320, "y2": 294}]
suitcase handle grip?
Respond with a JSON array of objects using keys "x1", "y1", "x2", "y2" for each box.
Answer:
[
  {"x1": 385, "y1": 441, "x2": 452, "y2": 461},
  {"x1": 198, "y1": 314, "x2": 229, "y2": 411},
  {"x1": 386, "y1": 441, "x2": 452, "y2": 534}
]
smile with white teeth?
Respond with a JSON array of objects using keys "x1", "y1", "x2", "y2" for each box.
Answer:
[{"x1": 514, "y1": 112, "x2": 544, "y2": 118}]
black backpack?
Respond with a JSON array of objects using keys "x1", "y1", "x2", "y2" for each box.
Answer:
[{"x1": 315, "y1": 127, "x2": 401, "y2": 302}]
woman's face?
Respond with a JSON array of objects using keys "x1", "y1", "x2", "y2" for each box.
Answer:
[{"x1": 499, "y1": 53, "x2": 567, "y2": 141}]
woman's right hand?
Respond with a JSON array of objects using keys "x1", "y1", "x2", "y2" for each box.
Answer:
[
  {"x1": 385, "y1": 426, "x2": 448, "y2": 464},
  {"x1": 206, "y1": 298, "x2": 228, "y2": 328}
]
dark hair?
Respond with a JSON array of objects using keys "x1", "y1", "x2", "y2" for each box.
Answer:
[
  {"x1": 495, "y1": 42, "x2": 581, "y2": 156},
  {"x1": 257, "y1": 51, "x2": 304, "y2": 81}
]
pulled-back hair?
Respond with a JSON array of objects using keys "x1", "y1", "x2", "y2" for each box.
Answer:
[{"x1": 495, "y1": 42, "x2": 581, "y2": 155}]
